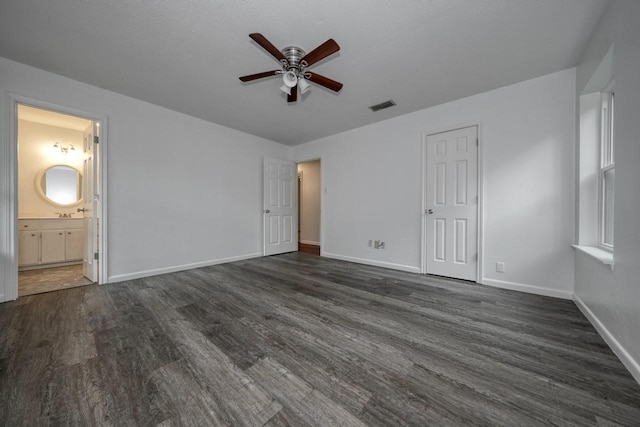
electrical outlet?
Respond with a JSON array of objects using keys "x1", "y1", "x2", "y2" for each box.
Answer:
[
  {"x1": 374, "y1": 240, "x2": 385, "y2": 249},
  {"x1": 368, "y1": 240, "x2": 372, "y2": 247},
  {"x1": 496, "y1": 262, "x2": 505, "y2": 273}
]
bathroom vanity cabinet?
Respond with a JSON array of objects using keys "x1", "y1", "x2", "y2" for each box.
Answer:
[{"x1": 18, "y1": 219, "x2": 83, "y2": 269}]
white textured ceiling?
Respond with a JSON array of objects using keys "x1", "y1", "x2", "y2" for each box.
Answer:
[{"x1": 0, "y1": 0, "x2": 608, "y2": 145}]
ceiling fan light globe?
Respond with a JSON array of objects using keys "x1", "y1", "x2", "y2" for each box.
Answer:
[
  {"x1": 282, "y1": 71, "x2": 298, "y2": 88},
  {"x1": 298, "y1": 78, "x2": 311, "y2": 94},
  {"x1": 279, "y1": 84, "x2": 291, "y2": 95}
]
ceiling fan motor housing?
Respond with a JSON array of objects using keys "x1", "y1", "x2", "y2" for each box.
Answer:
[{"x1": 282, "y1": 46, "x2": 306, "y2": 67}]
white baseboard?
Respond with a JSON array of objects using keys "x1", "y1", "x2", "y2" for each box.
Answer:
[
  {"x1": 481, "y1": 278, "x2": 573, "y2": 300},
  {"x1": 321, "y1": 252, "x2": 421, "y2": 274},
  {"x1": 19, "y1": 260, "x2": 82, "y2": 271},
  {"x1": 574, "y1": 294, "x2": 640, "y2": 385},
  {"x1": 299, "y1": 240, "x2": 320, "y2": 246},
  {"x1": 108, "y1": 252, "x2": 263, "y2": 283}
]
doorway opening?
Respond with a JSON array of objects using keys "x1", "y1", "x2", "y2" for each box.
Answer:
[
  {"x1": 297, "y1": 159, "x2": 321, "y2": 256},
  {"x1": 16, "y1": 103, "x2": 102, "y2": 296}
]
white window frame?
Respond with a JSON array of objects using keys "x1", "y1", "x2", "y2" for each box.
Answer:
[{"x1": 598, "y1": 85, "x2": 614, "y2": 250}]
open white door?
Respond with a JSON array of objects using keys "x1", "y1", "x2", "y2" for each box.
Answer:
[
  {"x1": 81, "y1": 123, "x2": 98, "y2": 282},
  {"x1": 426, "y1": 126, "x2": 478, "y2": 281},
  {"x1": 263, "y1": 158, "x2": 297, "y2": 256}
]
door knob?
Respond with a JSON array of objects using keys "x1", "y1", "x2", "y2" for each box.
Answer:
[
  {"x1": 264, "y1": 209, "x2": 271, "y2": 214},
  {"x1": 426, "y1": 209, "x2": 434, "y2": 214}
]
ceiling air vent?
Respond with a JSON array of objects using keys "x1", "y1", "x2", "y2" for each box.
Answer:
[{"x1": 369, "y1": 100, "x2": 396, "y2": 112}]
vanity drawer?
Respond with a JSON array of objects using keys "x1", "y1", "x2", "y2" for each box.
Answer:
[
  {"x1": 40, "y1": 219, "x2": 83, "y2": 230},
  {"x1": 64, "y1": 219, "x2": 83, "y2": 229},
  {"x1": 19, "y1": 220, "x2": 40, "y2": 230}
]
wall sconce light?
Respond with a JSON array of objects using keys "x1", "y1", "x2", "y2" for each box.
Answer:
[{"x1": 53, "y1": 142, "x2": 75, "y2": 155}]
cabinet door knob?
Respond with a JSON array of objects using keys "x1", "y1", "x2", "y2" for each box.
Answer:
[{"x1": 59, "y1": 232, "x2": 63, "y2": 235}]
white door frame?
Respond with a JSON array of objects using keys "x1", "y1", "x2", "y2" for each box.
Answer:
[
  {"x1": 420, "y1": 122, "x2": 484, "y2": 282},
  {"x1": 1, "y1": 93, "x2": 109, "y2": 302},
  {"x1": 295, "y1": 156, "x2": 323, "y2": 254}
]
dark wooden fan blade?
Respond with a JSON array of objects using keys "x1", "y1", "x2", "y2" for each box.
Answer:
[
  {"x1": 300, "y1": 39, "x2": 340, "y2": 67},
  {"x1": 287, "y1": 85, "x2": 298, "y2": 102},
  {"x1": 249, "y1": 33, "x2": 287, "y2": 63},
  {"x1": 306, "y1": 72, "x2": 343, "y2": 92},
  {"x1": 239, "y1": 70, "x2": 279, "y2": 82}
]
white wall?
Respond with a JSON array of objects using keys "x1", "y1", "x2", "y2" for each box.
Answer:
[
  {"x1": 297, "y1": 160, "x2": 321, "y2": 245},
  {"x1": 0, "y1": 56, "x2": 291, "y2": 300},
  {"x1": 294, "y1": 68, "x2": 576, "y2": 298},
  {"x1": 0, "y1": 57, "x2": 578, "y2": 304},
  {"x1": 18, "y1": 120, "x2": 84, "y2": 218},
  {"x1": 573, "y1": 0, "x2": 640, "y2": 383}
]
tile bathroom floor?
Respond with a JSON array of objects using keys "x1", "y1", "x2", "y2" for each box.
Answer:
[{"x1": 18, "y1": 264, "x2": 94, "y2": 296}]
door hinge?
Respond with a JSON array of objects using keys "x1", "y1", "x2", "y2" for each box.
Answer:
[
  {"x1": 94, "y1": 252, "x2": 99, "y2": 260},
  {"x1": 94, "y1": 136, "x2": 99, "y2": 144},
  {"x1": 476, "y1": 138, "x2": 479, "y2": 146}
]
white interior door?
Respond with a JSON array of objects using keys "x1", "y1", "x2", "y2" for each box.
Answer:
[
  {"x1": 426, "y1": 126, "x2": 478, "y2": 281},
  {"x1": 81, "y1": 123, "x2": 98, "y2": 282},
  {"x1": 263, "y1": 158, "x2": 297, "y2": 256}
]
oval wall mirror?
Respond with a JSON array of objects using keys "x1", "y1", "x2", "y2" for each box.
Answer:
[{"x1": 35, "y1": 165, "x2": 83, "y2": 206}]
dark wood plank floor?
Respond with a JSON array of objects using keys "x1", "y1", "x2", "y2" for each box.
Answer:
[{"x1": 1, "y1": 253, "x2": 639, "y2": 426}]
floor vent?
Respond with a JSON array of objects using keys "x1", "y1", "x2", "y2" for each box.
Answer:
[{"x1": 369, "y1": 100, "x2": 396, "y2": 112}]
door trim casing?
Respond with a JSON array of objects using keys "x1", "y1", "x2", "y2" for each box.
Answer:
[
  {"x1": 420, "y1": 122, "x2": 484, "y2": 283},
  {"x1": 1, "y1": 93, "x2": 108, "y2": 301}
]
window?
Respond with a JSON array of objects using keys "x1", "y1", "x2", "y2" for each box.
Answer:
[{"x1": 599, "y1": 89, "x2": 614, "y2": 249}]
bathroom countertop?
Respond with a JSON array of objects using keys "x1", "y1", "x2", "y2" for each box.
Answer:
[{"x1": 19, "y1": 216, "x2": 81, "y2": 220}]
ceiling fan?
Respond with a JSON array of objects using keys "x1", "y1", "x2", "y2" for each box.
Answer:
[{"x1": 239, "y1": 33, "x2": 343, "y2": 103}]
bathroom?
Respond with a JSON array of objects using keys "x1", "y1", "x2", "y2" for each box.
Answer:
[{"x1": 17, "y1": 104, "x2": 96, "y2": 295}]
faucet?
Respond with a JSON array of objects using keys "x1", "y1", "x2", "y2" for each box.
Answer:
[{"x1": 55, "y1": 212, "x2": 74, "y2": 218}]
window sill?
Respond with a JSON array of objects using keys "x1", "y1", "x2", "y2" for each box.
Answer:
[{"x1": 572, "y1": 245, "x2": 615, "y2": 271}]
